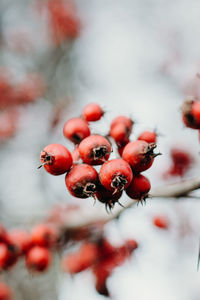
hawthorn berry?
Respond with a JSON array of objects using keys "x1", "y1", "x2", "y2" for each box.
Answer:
[
  {"x1": 26, "y1": 246, "x2": 51, "y2": 272},
  {"x1": 6, "y1": 229, "x2": 31, "y2": 255},
  {"x1": 31, "y1": 224, "x2": 57, "y2": 248},
  {"x1": 153, "y1": 216, "x2": 169, "y2": 229},
  {"x1": 125, "y1": 174, "x2": 151, "y2": 201},
  {"x1": 95, "y1": 184, "x2": 122, "y2": 210},
  {"x1": 122, "y1": 140, "x2": 160, "y2": 173},
  {"x1": 71, "y1": 147, "x2": 81, "y2": 164},
  {"x1": 138, "y1": 130, "x2": 157, "y2": 144},
  {"x1": 0, "y1": 243, "x2": 17, "y2": 270},
  {"x1": 0, "y1": 282, "x2": 12, "y2": 300},
  {"x1": 82, "y1": 103, "x2": 104, "y2": 122},
  {"x1": 63, "y1": 118, "x2": 90, "y2": 144},
  {"x1": 65, "y1": 164, "x2": 98, "y2": 198},
  {"x1": 39, "y1": 143, "x2": 72, "y2": 175},
  {"x1": 110, "y1": 116, "x2": 133, "y2": 131},
  {"x1": 78, "y1": 135, "x2": 112, "y2": 165},
  {"x1": 99, "y1": 159, "x2": 133, "y2": 193},
  {"x1": 182, "y1": 99, "x2": 200, "y2": 129},
  {"x1": 110, "y1": 122, "x2": 131, "y2": 146}
]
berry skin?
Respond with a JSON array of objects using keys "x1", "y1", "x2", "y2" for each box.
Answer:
[
  {"x1": 71, "y1": 147, "x2": 81, "y2": 164},
  {"x1": 40, "y1": 143, "x2": 72, "y2": 175},
  {"x1": 95, "y1": 184, "x2": 122, "y2": 210},
  {"x1": 117, "y1": 140, "x2": 130, "y2": 157},
  {"x1": 110, "y1": 122, "x2": 130, "y2": 146},
  {"x1": 6, "y1": 229, "x2": 31, "y2": 255},
  {"x1": 65, "y1": 164, "x2": 98, "y2": 198},
  {"x1": 0, "y1": 282, "x2": 12, "y2": 300},
  {"x1": 110, "y1": 116, "x2": 133, "y2": 131},
  {"x1": 63, "y1": 118, "x2": 90, "y2": 144},
  {"x1": 138, "y1": 131, "x2": 157, "y2": 144},
  {"x1": 99, "y1": 159, "x2": 133, "y2": 193},
  {"x1": 153, "y1": 216, "x2": 169, "y2": 229},
  {"x1": 31, "y1": 224, "x2": 57, "y2": 248},
  {"x1": 82, "y1": 103, "x2": 104, "y2": 122},
  {"x1": 122, "y1": 140, "x2": 159, "y2": 173},
  {"x1": 0, "y1": 243, "x2": 17, "y2": 270},
  {"x1": 126, "y1": 174, "x2": 151, "y2": 201},
  {"x1": 78, "y1": 135, "x2": 112, "y2": 165},
  {"x1": 182, "y1": 99, "x2": 200, "y2": 129},
  {"x1": 26, "y1": 246, "x2": 51, "y2": 272}
]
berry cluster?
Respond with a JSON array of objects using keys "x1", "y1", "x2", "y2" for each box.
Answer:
[
  {"x1": 40, "y1": 103, "x2": 160, "y2": 209},
  {"x1": 0, "y1": 223, "x2": 57, "y2": 274},
  {"x1": 62, "y1": 237, "x2": 138, "y2": 296}
]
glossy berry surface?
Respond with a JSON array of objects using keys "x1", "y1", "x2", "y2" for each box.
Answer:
[
  {"x1": 82, "y1": 103, "x2": 104, "y2": 122},
  {"x1": 40, "y1": 143, "x2": 72, "y2": 175},
  {"x1": 99, "y1": 159, "x2": 133, "y2": 192},
  {"x1": 63, "y1": 118, "x2": 90, "y2": 144},
  {"x1": 126, "y1": 174, "x2": 151, "y2": 200},
  {"x1": 65, "y1": 164, "x2": 98, "y2": 198},
  {"x1": 78, "y1": 135, "x2": 112, "y2": 165},
  {"x1": 26, "y1": 246, "x2": 51, "y2": 272}
]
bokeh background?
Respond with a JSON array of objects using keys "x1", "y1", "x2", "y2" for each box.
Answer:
[{"x1": 1, "y1": 0, "x2": 200, "y2": 299}]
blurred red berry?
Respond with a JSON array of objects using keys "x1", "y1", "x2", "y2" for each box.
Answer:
[
  {"x1": 0, "y1": 243, "x2": 17, "y2": 270},
  {"x1": 182, "y1": 99, "x2": 200, "y2": 129},
  {"x1": 31, "y1": 224, "x2": 57, "y2": 248},
  {"x1": 153, "y1": 216, "x2": 169, "y2": 229},
  {"x1": 26, "y1": 246, "x2": 51, "y2": 272},
  {"x1": 6, "y1": 229, "x2": 31, "y2": 255}
]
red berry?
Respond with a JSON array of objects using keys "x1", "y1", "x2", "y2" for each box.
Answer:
[
  {"x1": 31, "y1": 224, "x2": 57, "y2": 248},
  {"x1": 78, "y1": 135, "x2": 112, "y2": 165},
  {"x1": 138, "y1": 130, "x2": 157, "y2": 144},
  {"x1": 63, "y1": 118, "x2": 90, "y2": 144},
  {"x1": 82, "y1": 103, "x2": 104, "y2": 122},
  {"x1": 62, "y1": 253, "x2": 82, "y2": 274},
  {"x1": 40, "y1": 143, "x2": 72, "y2": 175},
  {"x1": 110, "y1": 122, "x2": 131, "y2": 146},
  {"x1": 124, "y1": 239, "x2": 138, "y2": 253},
  {"x1": 110, "y1": 116, "x2": 133, "y2": 130},
  {"x1": 0, "y1": 282, "x2": 12, "y2": 300},
  {"x1": 182, "y1": 99, "x2": 200, "y2": 129},
  {"x1": 99, "y1": 159, "x2": 133, "y2": 193},
  {"x1": 122, "y1": 140, "x2": 159, "y2": 172},
  {"x1": 0, "y1": 243, "x2": 17, "y2": 270},
  {"x1": 65, "y1": 164, "x2": 98, "y2": 198},
  {"x1": 126, "y1": 174, "x2": 151, "y2": 201},
  {"x1": 6, "y1": 229, "x2": 31, "y2": 255},
  {"x1": 153, "y1": 216, "x2": 169, "y2": 229},
  {"x1": 95, "y1": 184, "x2": 122, "y2": 210},
  {"x1": 26, "y1": 246, "x2": 51, "y2": 272},
  {"x1": 117, "y1": 140, "x2": 130, "y2": 157}
]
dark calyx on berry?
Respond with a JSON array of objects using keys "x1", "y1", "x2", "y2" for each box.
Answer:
[
  {"x1": 92, "y1": 146, "x2": 108, "y2": 161},
  {"x1": 38, "y1": 151, "x2": 54, "y2": 168},
  {"x1": 111, "y1": 174, "x2": 128, "y2": 192},
  {"x1": 73, "y1": 182, "x2": 97, "y2": 198}
]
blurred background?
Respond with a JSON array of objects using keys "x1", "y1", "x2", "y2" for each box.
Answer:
[{"x1": 1, "y1": 0, "x2": 200, "y2": 299}]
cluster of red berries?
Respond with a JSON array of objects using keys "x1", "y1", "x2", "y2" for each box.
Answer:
[
  {"x1": 0, "y1": 223, "x2": 58, "y2": 274},
  {"x1": 62, "y1": 237, "x2": 138, "y2": 296},
  {"x1": 0, "y1": 282, "x2": 12, "y2": 300},
  {"x1": 40, "y1": 103, "x2": 161, "y2": 209}
]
